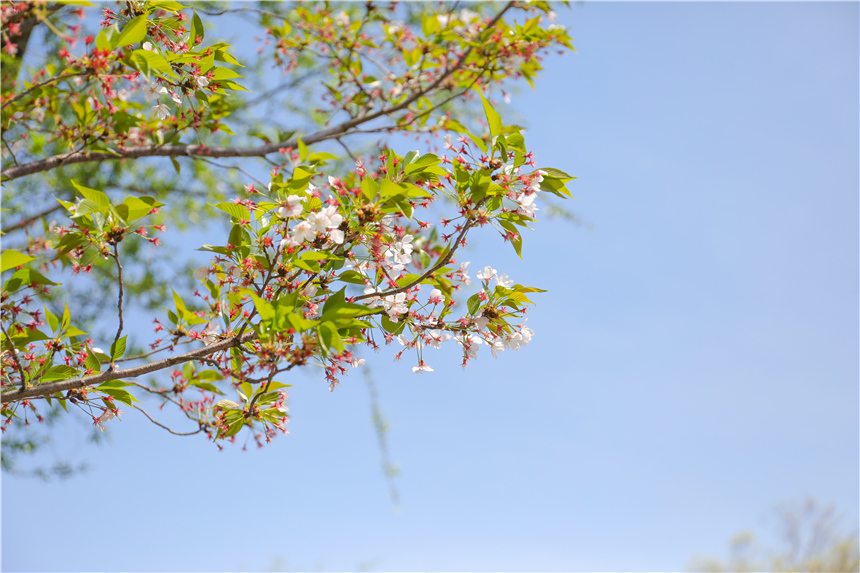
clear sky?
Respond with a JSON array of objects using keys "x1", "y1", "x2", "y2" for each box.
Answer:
[{"x1": 3, "y1": 2, "x2": 858, "y2": 572}]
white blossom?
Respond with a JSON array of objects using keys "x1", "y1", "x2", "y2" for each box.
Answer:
[
  {"x1": 151, "y1": 103, "x2": 171, "y2": 120},
  {"x1": 143, "y1": 82, "x2": 167, "y2": 102},
  {"x1": 495, "y1": 273, "x2": 514, "y2": 288},
  {"x1": 333, "y1": 11, "x2": 350, "y2": 26},
  {"x1": 193, "y1": 266, "x2": 208, "y2": 281}
]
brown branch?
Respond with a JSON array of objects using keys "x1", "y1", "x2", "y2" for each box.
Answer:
[
  {"x1": 1, "y1": 2, "x2": 516, "y2": 182},
  {"x1": 110, "y1": 244, "x2": 124, "y2": 361},
  {"x1": 1, "y1": 331, "x2": 256, "y2": 404}
]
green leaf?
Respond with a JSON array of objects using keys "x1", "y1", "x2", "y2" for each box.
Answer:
[
  {"x1": 210, "y1": 67, "x2": 243, "y2": 80},
  {"x1": 478, "y1": 91, "x2": 503, "y2": 140},
  {"x1": 172, "y1": 289, "x2": 188, "y2": 320},
  {"x1": 126, "y1": 49, "x2": 177, "y2": 79},
  {"x1": 381, "y1": 315, "x2": 405, "y2": 335},
  {"x1": 41, "y1": 365, "x2": 81, "y2": 383},
  {"x1": 71, "y1": 181, "x2": 111, "y2": 212},
  {"x1": 97, "y1": 380, "x2": 134, "y2": 389},
  {"x1": 212, "y1": 201, "x2": 251, "y2": 221},
  {"x1": 1, "y1": 250, "x2": 36, "y2": 272},
  {"x1": 250, "y1": 293, "x2": 275, "y2": 322},
  {"x1": 288, "y1": 313, "x2": 318, "y2": 332},
  {"x1": 189, "y1": 10, "x2": 204, "y2": 45},
  {"x1": 297, "y1": 138, "x2": 309, "y2": 163},
  {"x1": 467, "y1": 293, "x2": 482, "y2": 315},
  {"x1": 45, "y1": 307, "x2": 59, "y2": 332},
  {"x1": 113, "y1": 14, "x2": 148, "y2": 48},
  {"x1": 214, "y1": 399, "x2": 241, "y2": 410},
  {"x1": 337, "y1": 270, "x2": 366, "y2": 285},
  {"x1": 98, "y1": 388, "x2": 138, "y2": 406},
  {"x1": 318, "y1": 321, "x2": 344, "y2": 354},
  {"x1": 110, "y1": 335, "x2": 127, "y2": 360},
  {"x1": 120, "y1": 196, "x2": 155, "y2": 223},
  {"x1": 85, "y1": 350, "x2": 101, "y2": 373}
]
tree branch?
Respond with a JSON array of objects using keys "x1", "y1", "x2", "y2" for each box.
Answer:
[
  {"x1": 1, "y1": 332, "x2": 256, "y2": 404},
  {"x1": 133, "y1": 403, "x2": 206, "y2": 436},
  {"x1": 1, "y1": 1, "x2": 516, "y2": 182},
  {"x1": 110, "y1": 244, "x2": 124, "y2": 361}
]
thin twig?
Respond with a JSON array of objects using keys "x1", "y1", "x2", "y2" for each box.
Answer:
[
  {"x1": 114, "y1": 339, "x2": 193, "y2": 363},
  {"x1": 2, "y1": 204, "x2": 63, "y2": 233},
  {"x1": 194, "y1": 157, "x2": 268, "y2": 188},
  {"x1": 1, "y1": 71, "x2": 85, "y2": 110},
  {"x1": 110, "y1": 244, "x2": 124, "y2": 362},
  {"x1": 134, "y1": 403, "x2": 206, "y2": 436}
]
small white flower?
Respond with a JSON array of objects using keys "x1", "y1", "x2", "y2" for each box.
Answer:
[
  {"x1": 94, "y1": 408, "x2": 122, "y2": 432},
  {"x1": 142, "y1": 41, "x2": 154, "y2": 51},
  {"x1": 288, "y1": 220, "x2": 315, "y2": 245},
  {"x1": 428, "y1": 289, "x2": 444, "y2": 304},
  {"x1": 32, "y1": 107, "x2": 45, "y2": 122},
  {"x1": 143, "y1": 82, "x2": 167, "y2": 102},
  {"x1": 302, "y1": 284, "x2": 318, "y2": 297},
  {"x1": 278, "y1": 195, "x2": 306, "y2": 219},
  {"x1": 383, "y1": 292, "x2": 408, "y2": 318},
  {"x1": 547, "y1": 10, "x2": 557, "y2": 22},
  {"x1": 443, "y1": 134, "x2": 454, "y2": 149},
  {"x1": 151, "y1": 103, "x2": 170, "y2": 120},
  {"x1": 169, "y1": 91, "x2": 182, "y2": 105},
  {"x1": 351, "y1": 358, "x2": 365, "y2": 368},
  {"x1": 476, "y1": 266, "x2": 497, "y2": 282},
  {"x1": 196, "y1": 76, "x2": 209, "y2": 88},
  {"x1": 329, "y1": 228, "x2": 345, "y2": 244},
  {"x1": 90, "y1": 347, "x2": 105, "y2": 355},
  {"x1": 202, "y1": 322, "x2": 220, "y2": 344},
  {"x1": 425, "y1": 331, "x2": 451, "y2": 349},
  {"x1": 333, "y1": 11, "x2": 350, "y2": 27},
  {"x1": 495, "y1": 273, "x2": 514, "y2": 288},
  {"x1": 437, "y1": 14, "x2": 450, "y2": 27},
  {"x1": 412, "y1": 362, "x2": 434, "y2": 373},
  {"x1": 223, "y1": 264, "x2": 242, "y2": 279},
  {"x1": 193, "y1": 266, "x2": 208, "y2": 281},
  {"x1": 459, "y1": 8, "x2": 479, "y2": 23}
]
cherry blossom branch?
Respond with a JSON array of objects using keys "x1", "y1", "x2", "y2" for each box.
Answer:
[
  {"x1": 1, "y1": 2, "x2": 515, "y2": 182},
  {"x1": 354, "y1": 198, "x2": 488, "y2": 302},
  {"x1": 1, "y1": 332, "x2": 257, "y2": 404}
]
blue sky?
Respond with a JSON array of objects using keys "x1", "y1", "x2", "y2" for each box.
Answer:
[{"x1": 3, "y1": 2, "x2": 858, "y2": 571}]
